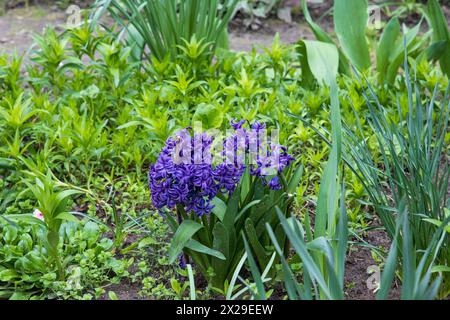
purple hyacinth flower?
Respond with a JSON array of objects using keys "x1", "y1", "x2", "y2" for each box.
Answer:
[
  {"x1": 230, "y1": 118, "x2": 246, "y2": 130},
  {"x1": 268, "y1": 176, "x2": 282, "y2": 190}
]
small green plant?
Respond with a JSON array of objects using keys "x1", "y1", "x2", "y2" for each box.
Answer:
[
  {"x1": 6, "y1": 172, "x2": 82, "y2": 280},
  {"x1": 300, "y1": 0, "x2": 432, "y2": 84}
]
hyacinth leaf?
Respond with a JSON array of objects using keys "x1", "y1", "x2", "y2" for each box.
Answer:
[
  {"x1": 266, "y1": 223, "x2": 303, "y2": 299},
  {"x1": 187, "y1": 264, "x2": 196, "y2": 300},
  {"x1": 240, "y1": 169, "x2": 251, "y2": 203},
  {"x1": 377, "y1": 17, "x2": 401, "y2": 84},
  {"x1": 245, "y1": 218, "x2": 269, "y2": 269},
  {"x1": 211, "y1": 222, "x2": 231, "y2": 288},
  {"x1": 185, "y1": 239, "x2": 225, "y2": 260},
  {"x1": 223, "y1": 185, "x2": 240, "y2": 231},
  {"x1": 168, "y1": 219, "x2": 203, "y2": 264},
  {"x1": 299, "y1": 40, "x2": 339, "y2": 88},
  {"x1": 242, "y1": 234, "x2": 267, "y2": 300},
  {"x1": 234, "y1": 200, "x2": 261, "y2": 223},
  {"x1": 427, "y1": 0, "x2": 450, "y2": 77},
  {"x1": 334, "y1": 0, "x2": 371, "y2": 71},
  {"x1": 211, "y1": 197, "x2": 227, "y2": 221}
]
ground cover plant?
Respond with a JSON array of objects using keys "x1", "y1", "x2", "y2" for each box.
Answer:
[{"x1": 0, "y1": 0, "x2": 449, "y2": 300}]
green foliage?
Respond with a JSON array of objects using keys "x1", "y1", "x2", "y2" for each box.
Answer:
[
  {"x1": 334, "y1": 0, "x2": 371, "y2": 71},
  {"x1": 268, "y1": 77, "x2": 347, "y2": 300},
  {"x1": 301, "y1": 0, "x2": 433, "y2": 85},
  {"x1": 298, "y1": 40, "x2": 339, "y2": 88},
  {"x1": 93, "y1": 0, "x2": 238, "y2": 62},
  {"x1": 425, "y1": 0, "x2": 450, "y2": 77},
  {"x1": 342, "y1": 60, "x2": 450, "y2": 297},
  {"x1": 377, "y1": 201, "x2": 449, "y2": 300},
  {"x1": 0, "y1": 218, "x2": 128, "y2": 300}
]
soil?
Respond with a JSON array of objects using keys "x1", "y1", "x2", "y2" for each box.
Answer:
[{"x1": 345, "y1": 220, "x2": 401, "y2": 300}]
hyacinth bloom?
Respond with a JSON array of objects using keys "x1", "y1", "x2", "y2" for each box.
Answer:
[{"x1": 148, "y1": 120, "x2": 294, "y2": 216}]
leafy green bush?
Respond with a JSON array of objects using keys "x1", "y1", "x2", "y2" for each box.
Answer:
[{"x1": 0, "y1": 218, "x2": 128, "y2": 299}]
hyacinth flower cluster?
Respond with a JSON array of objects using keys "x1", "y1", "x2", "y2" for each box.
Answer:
[{"x1": 148, "y1": 120, "x2": 294, "y2": 217}]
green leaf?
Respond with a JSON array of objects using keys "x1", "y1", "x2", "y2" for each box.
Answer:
[
  {"x1": 211, "y1": 222, "x2": 232, "y2": 288},
  {"x1": 385, "y1": 22, "x2": 422, "y2": 84},
  {"x1": 108, "y1": 291, "x2": 119, "y2": 300},
  {"x1": 192, "y1": 103, "x2": 224, "y2": 129},
  {"x1": 244, "y1": 218, "x2": 268, "y2": 269},
  {"x1": 138, "y1": 236, "x2": 158, "y2": 248},
  {"x1": 9, "y1": 292, "x2": 32, "y2": 300},
  {"x1": 287, "y1": 165, "x2": 304, "y2": 195},
  {"x1": 240, "y1": 169, "x2": 251, "y2": 203},
  {"x1": 54, "y1": 212, "x2": 79, "y2": 223},
  {"x1": 427, "y1": 0, "x2": 450, "y2": 77},
  {"x1": 334, "y1": 0, "x2": 371, "y2": 70},
  {"x1": 185, "y1": 239, "x2": 226, "y2": 260},
  {"x1": 4, "y1": 214, "x2": 46, "y2": 227},
  {"x1": 0, "y1": 269, "x2": 19, "y2": 281},
  {"x1": 243, "y1": 234, "x2": 266, "y2": 300},
  {"x1": 168, "y1": 219, "x2": 203, "y2": 264},
  {"x1": 234, "y1": 200, "x2": 262, "y2": 223},
  {"x1": 223, "y1": 185, "x2": 240, "y2": 230},
  {"x1": 315, "y1": 80, "x2": 341, "y2": 237},
  {"x1": 299, "y1": 40, "x2": 339, "y2": 87},
  {"x1": 187, "y1": 264, "x2": 196, "y2": 300},
  {"x1": 377, "y1": 17, "x2": 400, "y2": 84},
  {"x1": 431, "y1": 265, "x2": 450, "y2": 273},
  {"x1": 422, "y1": 40, "x2": 449, "y2": 62},
  {"x1": 211, "y1": 197, "x2": 227, "y2": 221},
  {"x1": 423, "y1": 218, "x2": 450, "y2": 234},
  {"x1": 56, "y1": 189, "x2": 83, "y2": 203}
]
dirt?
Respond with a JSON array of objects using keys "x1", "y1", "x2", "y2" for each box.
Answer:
[
  {"x1": 0, "y1": 6, "x2": 66, "y2": 55},
  {"x1": 100, "y1": 280, "x2": 145, "y2": 300},
  {"x1": 344, "y1": 220, "x2": 401, "y2": 300}
]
